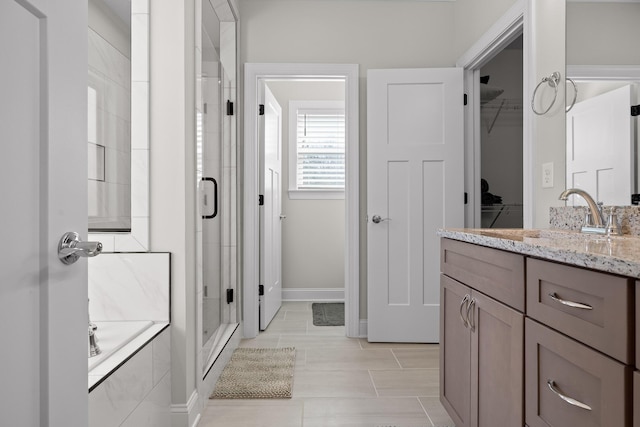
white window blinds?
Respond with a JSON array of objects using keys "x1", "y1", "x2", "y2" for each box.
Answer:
[{"x1": 295, "y1": 108, "x2": 345, "y2": 190}]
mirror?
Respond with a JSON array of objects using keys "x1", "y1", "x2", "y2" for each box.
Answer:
[
  {"x1": 565, "y1": 1, "x2": 640, "y2": 206},
  {"x1": 87, "y1": 0, "x2": 150, "y2": 251}
]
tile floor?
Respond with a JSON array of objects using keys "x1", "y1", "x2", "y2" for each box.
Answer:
[{"x1": 199, "y1": 301, "x2": 455, "y2": 427}]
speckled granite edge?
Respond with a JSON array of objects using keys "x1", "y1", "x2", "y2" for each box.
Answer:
[
  {"x1": 550, "y1": 206, "x2": 640, "y2": 235},
  {"x1": 438, "y1": 228, "x2": 640, "y2": 279}
]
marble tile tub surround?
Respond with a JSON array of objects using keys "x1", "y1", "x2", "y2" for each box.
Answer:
[
  {"x1": 550, "y1": 206, "x2": 640, "y2": 236},
  {"x1": 89, "y1": 327, "x2": 171, "y2": 427},
  {"x1": 438, "y1": 228, "x2": 640, "y2": 279},
  {"x1": 89, "y1": 252, "x2": 170, "y2": 321}
]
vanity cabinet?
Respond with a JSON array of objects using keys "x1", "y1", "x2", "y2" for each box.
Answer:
[
  {"x1": 526, "y1": 258, "x2": 633, "y2": 364},
  {"x1": 525, "y1": 319, "x2": 629, "y2": 427},
  {"x1": 525, "y1": 258, "x2": 633, "y2": 427},
  {"x1": 440, "y1": 237, "x2": 525, "y2": 311},
  {"x1": 440, "y1": 239, "x2": 525, "y2": 427},
  {"x1": 440, "y1": 237, "x2": 636, "y2": 427}
]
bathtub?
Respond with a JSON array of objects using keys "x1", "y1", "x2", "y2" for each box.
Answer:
[{"x1": 88, "y1": 320, "x2": 169, "y2": 391}]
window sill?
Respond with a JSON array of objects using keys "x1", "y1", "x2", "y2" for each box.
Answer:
[{"x1": 288, "y1": 190, "x2": 345, "y2": 200}]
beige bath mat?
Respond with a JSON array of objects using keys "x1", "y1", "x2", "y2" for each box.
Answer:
[{"x1": 210, "y1": 347, "x2": 296, "y2": 399}]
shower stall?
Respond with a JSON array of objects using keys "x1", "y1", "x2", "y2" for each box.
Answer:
[{"x1": 196, "y1": 0, "x2": 238, "y2": 382}]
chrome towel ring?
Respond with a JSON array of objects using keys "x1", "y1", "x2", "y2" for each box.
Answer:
[
  {"x1": 531, "y1": 71, "x2": 561, "y2": 115},
  {"x1": 566, "y1": 77, "x2": 578, "y2": 113}
]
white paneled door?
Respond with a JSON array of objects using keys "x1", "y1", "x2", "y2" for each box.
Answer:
[
  {"x1": 259, "y1": 84, "x2": 283, "y2": 330},
  {"x1": 566, "y1": 84, "x2": 636, "y2": 205},
  {"x1": 0, "y1": 0, "x2": 88, "y2": 426},
  {"x1": 367, "y1": 68, "x2": 464, "y2": 343}
]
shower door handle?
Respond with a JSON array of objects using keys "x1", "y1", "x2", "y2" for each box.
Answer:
[{"x1": 202, "y1": 177, "x2": 218, "y2": 219}]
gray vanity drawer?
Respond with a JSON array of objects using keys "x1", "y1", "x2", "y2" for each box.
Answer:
[
  {"x1": 440, "y1": 238, "x2": 525, "y2": 311},
  {"x1": 526, "y1": 258, "x2": 633, "y2": 364},
  {"x1": 525, "y1": 319, "x2": 630, "y2": 427}
]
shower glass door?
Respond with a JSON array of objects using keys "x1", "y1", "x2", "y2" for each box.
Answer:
[{"x1": 197, "y1": 0, "x2": 238, "y2": 378}]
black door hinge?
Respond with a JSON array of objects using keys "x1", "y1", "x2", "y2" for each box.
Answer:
[
  {"x1": 259, "y1": 104, "x2": 265, "y2": 116},
  {"x1": 632, "y1": 105, "x2": 640, "y2": 117},
  {"x1": 632, "y1": 194, "x2": 640, "y2": 205},
  {"x1": 464, "y1": 94, "x2": 468, "y2": 106},
  {"x1": 258, "y1": 285, "x2": 264, "y2": 296},
  {"x1": 259, "y1": 194, "x2": 264, "y2": 206},
  {"x1": 464, "y1": 192, "x2": 468, "y2": 204},
  {"x1": 226, "y1": 288, "x2": 234, "y2": 304},
  {"x1": 226, "y1": 100, "x2": 234, "y2": 116}
]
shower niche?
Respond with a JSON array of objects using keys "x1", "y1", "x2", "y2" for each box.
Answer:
[{"x1": 196, "y1": 0, "x2": 238, "y2": 380}]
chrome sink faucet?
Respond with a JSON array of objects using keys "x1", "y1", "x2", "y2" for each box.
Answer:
[
  {"x1": 558, "y1": 188, "x2": 606, "y2": 232},
  {"x1": 88, "y1": 299, "x2": 101, "y2": 357}
]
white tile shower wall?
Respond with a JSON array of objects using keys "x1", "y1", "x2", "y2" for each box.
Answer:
[
  {"x1": 90, "y1": 328, "x2": 171, "y2": 427},
  {"x1": 89, "y1": 253, "x2": 170, "y2": 322}
]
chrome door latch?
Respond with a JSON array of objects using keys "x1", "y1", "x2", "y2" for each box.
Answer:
[
  {"x1": 58, "y1": 232, "x2": 103, "y2": 265},
  {"x1": 371, "y1": 215, "x2": 391, "y2": 224}
]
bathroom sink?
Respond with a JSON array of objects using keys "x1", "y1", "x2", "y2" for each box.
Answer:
[
  {"x1": 475, "y1": 229, "x2": 543, "y2": 241},
  {"x1": 476, "y1": 228, "x2": 629, "y2": 243}
]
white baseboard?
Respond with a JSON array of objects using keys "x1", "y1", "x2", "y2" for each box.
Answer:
[
  {"x1": 171, "y1": 389, "x2": 199, "y2": 427},
  {"x1": 282, "y1": 287, "x2": 344, "y2": 301},
  {"x1": 359, "y1": 320, "x2": 368, "y2": 338}
]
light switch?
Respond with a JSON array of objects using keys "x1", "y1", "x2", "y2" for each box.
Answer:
[{"x1": 542, "y1": 162, "x2": 554, "y2": 188}]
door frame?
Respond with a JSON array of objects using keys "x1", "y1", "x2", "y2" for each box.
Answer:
[
  {"x1": 243, "y1": 63, "x2": 360, "y2": 338},
  {"x1": 258, "y1": 83, "x2": 283, "y2": 330},
  {"x1": 455, "y1": 0, "x2": 533, "y2": 228}
]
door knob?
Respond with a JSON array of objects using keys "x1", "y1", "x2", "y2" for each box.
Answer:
[
  {"x1": 58, "y1": 232, "x2": 103, "y2": 265},
  {"x1": 371, "y1": 215, "x2": 391, "y2": 224}
]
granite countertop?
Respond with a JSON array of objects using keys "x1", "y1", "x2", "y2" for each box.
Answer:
[{"x1": 438, "y1": 228, "x2": 640, "y2": 279}]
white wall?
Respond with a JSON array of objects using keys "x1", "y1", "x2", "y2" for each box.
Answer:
[
  {"x1": 266, "y1": 80, "x2": 346, "y2": 290},
  {"x1": 150, "y1": 0, "x2": 198, "y2": 426},
  {"x1": 239, "y1": 0, "x2": 532, "y2": 317},
  {"x1": 241, "y1": 0, "x2": 457, "y2": 318},
  {"x1": 532, "y1": 0, "x2": 566, "y2": 228},
  {"x1": 567, "y1": 2, "x2": 640, "y2": 66},
  {"x1": 453, "y1": 0, "x2": 519, "y2": 59},
  {"x1": 240, "y1": 0, "x2": 524, "y2": 318}
]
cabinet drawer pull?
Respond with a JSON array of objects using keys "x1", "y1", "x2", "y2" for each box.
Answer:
[
  {"x1": 466, "y1": 298, "x2": 476, "y2": 331},
  {"x1": 459, "y1": 294, "x2": 470, "y2": 327},
  {"x1": 547, "y1": 380, "x2": 592, "y2": 411},
  {"x1": 548, "y1": 293, "x2": 593, "y2": 310}
]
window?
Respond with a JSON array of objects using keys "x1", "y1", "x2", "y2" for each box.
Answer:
[{"x1": 288, "y1": 100, "x2": 345, "y2": 199}]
